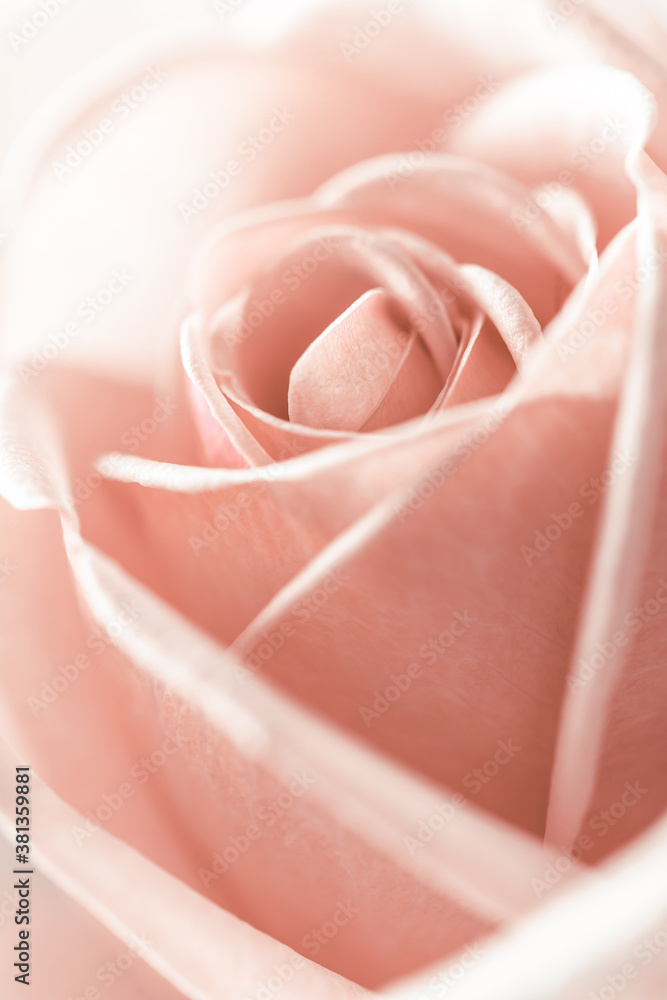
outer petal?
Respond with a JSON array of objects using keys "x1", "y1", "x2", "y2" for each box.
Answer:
[
  {"x1": 83, "y1": 223, "x2": 635, "y2": 838},
  {"x1": 0, "y1": 806, "x2": 187, "y2": 1000},
  {"x1": 388, "y1": 806, "x2": 667, "y2": 1000},
  {"x1": 0, "y1": 372, "x2": 576, "y2": 988},
  {"x1": 0, "y1": 27, "x2": 446, "y2": 383},
  {"x1": 546, "y1": 152, "x2": 667, "y2": 855},
  {"x1": 448, "y1": 65, "x2": 656, "y2": 247},
  {"x1": 0, "y1": 742, "x2": 370, "y2": 1000}
]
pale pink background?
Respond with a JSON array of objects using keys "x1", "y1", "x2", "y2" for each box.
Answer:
[
  {"x1": 2, "y1": 0, "x2": 667, "y2": 167},
  {"x1": 0, "y1": 0, "x2": 330, "y2": 165}
]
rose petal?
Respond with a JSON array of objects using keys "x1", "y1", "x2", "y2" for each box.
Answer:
[
  {"x1": 439, "y1": 317, "x2": 516, "y2": 410},
  {"x1": 227, "y1": 225, "x2": 637, "y2": 837},
  {"x1": 67, "y1": 538, "x2": 589, "y2": 965},
  {"x1": 227, "y1": 227, "x2": 456, "y2": 418},
  {"x1": 0, "y1": 28, "x2": 446, "y2": 383},
  {"x1": 287, "y1": 289, "x2": 441, "y2": 432},
  {"x1": 315, "y1": 154, "x2": 586, "y2": 325},
  {"x1": 22, "y1": 527, "x2": 579, "y2": 987},
  {"x1": 0, "y1": 742, "x2": 373, "y2": 1000},
  {"x1": 447, "y1": 65, "x2": 655, "y2": 248},
  {"x1": 190, "y1": 211, "x2": 462, "y2": 462},
  {"x1": 389, "y1": 805, "x2": 667, "y2": 1000},
  {"x1": 182, "y1": 313, "x2": 271, "y2": 468},
  {"x1": 546, "y1": 153, "x2": 667, "y2": 855},
  {"x1": 0, "y1": 771, "x2": 185, "y2": 1000},
  {"x1": 84, "y1": 405, "x2": 485, "y2": 647},
  {"x1": 3, "y1": 364, "x2": 575, "y2": 982},
  {"x1": 457, "y1": 265, "x2": 543, "y2": 369},
  {"x1": 62, "y1": 226, "x2": 637, "y2": 841},
  {"x1": 434, "y1": 264, "x2": 543, "y2": 409}
]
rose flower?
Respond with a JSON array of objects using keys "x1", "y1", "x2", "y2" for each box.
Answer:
[{"x1": 1, "y1": 1, "x2": 667, "y2": 997}]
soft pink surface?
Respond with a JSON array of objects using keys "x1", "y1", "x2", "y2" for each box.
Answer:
[{"x1": 2, "y1": 1, "x2": 667, "y2": 997}]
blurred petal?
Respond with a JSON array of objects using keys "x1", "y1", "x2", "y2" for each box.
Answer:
[
  {"x1": 547, "y1": 153, "x2": 667, "y2": 855},
  {"x1": 448, "y1": 65, "x2": 655, "y2": 247},
  {"x1": 0, "y1": 742, "x2": 372, "y2": 1000},
  {"x1": 0, "y1": 761, "x2": 187, "y2": 1000},
  {"x1": 0, "y1": 27, "x2": 446, "y2": 383},
  {"x1": 389, "y1": 805, "x2": 667, "y2": 1000},
  {"x1": 53, "y1": 533, "x2": 576, "y2": 986}
]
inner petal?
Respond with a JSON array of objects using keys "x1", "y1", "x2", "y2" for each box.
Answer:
[
  {"x1": 288, "y1": 289, "x2": 442, "y2": 432},
  {"x1": 229, "y1": 226, "x2": 457, "y2": 419},
  {"x1": 439, "y1": 316, "x2": 518, "y2": 409}
]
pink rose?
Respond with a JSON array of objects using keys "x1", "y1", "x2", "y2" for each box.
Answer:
[{"x1": 2, "y1": 1, "x2": 667, "y2": 996}]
